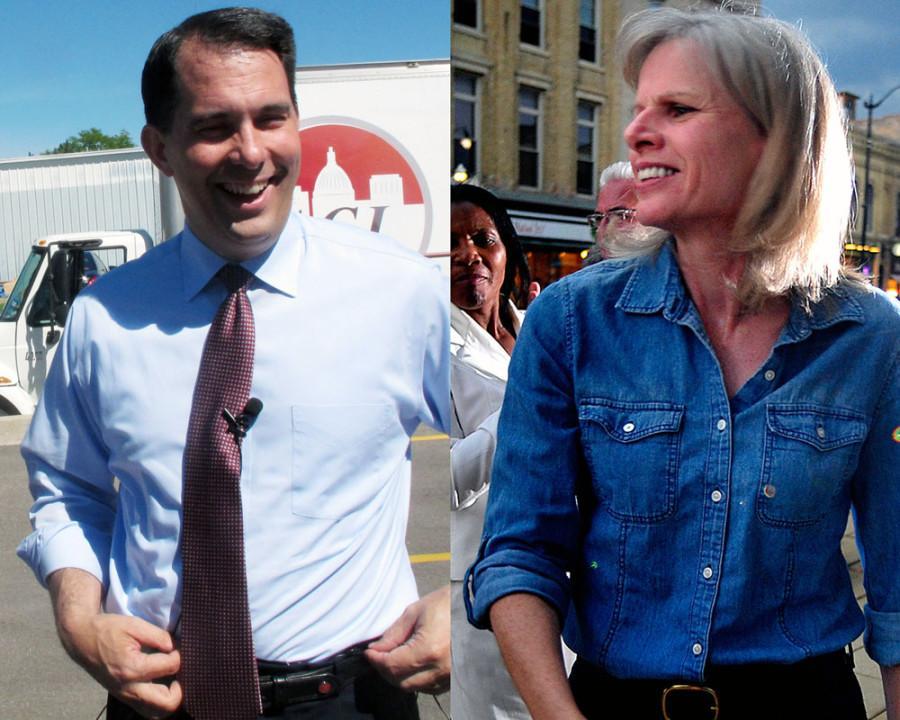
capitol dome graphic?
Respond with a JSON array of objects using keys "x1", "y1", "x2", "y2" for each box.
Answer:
[
  {"x1": 293, "y1": 122, "x2": 428, "y2": 254},
  {"x1": 312, "y1": 147, "x2": 355, "y2": 217}
]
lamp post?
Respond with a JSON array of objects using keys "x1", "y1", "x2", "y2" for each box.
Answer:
[{"x1": 860, "y1": 85, "x2": 900, "y2": 248}]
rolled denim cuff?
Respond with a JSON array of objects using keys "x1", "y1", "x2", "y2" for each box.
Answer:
[
  {"x1": 465, "y1": 546, "x2": 569, "y2": 630},
  {"x1": 863, "y1": 604, "x2": 900, "y2": 666}
]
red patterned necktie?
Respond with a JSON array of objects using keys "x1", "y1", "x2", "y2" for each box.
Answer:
[{"x1": 180, "y1": 263, "x2": 262, "y2": 720}]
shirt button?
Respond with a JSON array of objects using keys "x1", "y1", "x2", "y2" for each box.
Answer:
[
  {"x1": 763, "y1": 484, "x2": 777, "y2": 499},
  {"x1": 764, "y1": 369, "x2": 776, "y2": 381},
  {"x1": 702, "y1": 566, "x2": 714, "y2": 580},
  {"x1": 716, "y1": 418, "x2": 727, "y2": 431},
  {"x1": 711, "y1": 489, "x2": 723, "y2": 503},
  {"x1": 622, "y1": 422, "x2": 635, "y2": 433},
  {"x1": 692, "y1": 643, "x2": 703, "y2": 656},
  {"x1": 816, "y1": 426, "x2": 826, "y2": 439}
]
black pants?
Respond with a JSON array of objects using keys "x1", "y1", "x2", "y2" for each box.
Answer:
[
  {"x1": 105, "y1": 670, "x2": 419, "y2": 720},
  {"x1": 569, "y1": 650, "x2": 866, "y2": 720}
]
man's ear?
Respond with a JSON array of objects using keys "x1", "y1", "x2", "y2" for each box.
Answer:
[{"x1": 141, "y1": 125, "x2": 174, "y2": 177}]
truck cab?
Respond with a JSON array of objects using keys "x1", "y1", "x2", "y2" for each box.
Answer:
[{"x1": 0, "y1": 231, "x2": 151, "y2": 414}]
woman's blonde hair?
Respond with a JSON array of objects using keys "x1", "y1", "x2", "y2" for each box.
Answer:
[{"x1": 614, "y1": 7, "x2": 856, "y2": 310}]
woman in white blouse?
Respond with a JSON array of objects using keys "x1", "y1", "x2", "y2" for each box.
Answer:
[{"x1": 450, "y1": 183, "x2": 538, "y2": 719}]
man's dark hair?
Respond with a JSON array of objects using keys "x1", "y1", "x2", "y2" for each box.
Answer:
[
  {"x1": 142, "y1": 7, "x2": 297, "y2": 133},
  {"x1": 451, "y1": 183, "x2": 532, "y2": 311}
]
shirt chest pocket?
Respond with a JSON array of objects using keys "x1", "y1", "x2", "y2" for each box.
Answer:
[
  {"x1": 291, "y1": 404, "x2": 401, "y2": 519},
  {"x1": 578, "y1": 400, "x2": 684, "y2": 523},
  {"x1": 757, "y1": 404, "x2": 867, "y2": 528}
]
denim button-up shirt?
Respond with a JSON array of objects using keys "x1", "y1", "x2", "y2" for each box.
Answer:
[{"x1": 467, "y1": 242, "x2": 900, "y2": 680}]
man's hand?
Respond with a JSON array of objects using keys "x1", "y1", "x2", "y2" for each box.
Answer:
[
  {"x1": 364, "y1": 585, "x2": 450, "y2": 695},
  {"x1": 49, "y1": 568, "x2": 182, "y2": 719}
]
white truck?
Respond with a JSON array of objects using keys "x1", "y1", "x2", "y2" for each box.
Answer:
[
  {"x1": 0, "y1": 231, "x2": 152, "y2": 414},
  {"x1": 0, "y1": 59, "x2": 449, "y2": 415}
]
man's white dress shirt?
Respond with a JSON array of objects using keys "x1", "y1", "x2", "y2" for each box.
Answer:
[{"x1": 18, "y1": 213, "x2": 449, "y2": 663}]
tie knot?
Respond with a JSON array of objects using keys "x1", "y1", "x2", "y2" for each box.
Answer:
[{"x1": 219, "y1": 264, "x2": 252, "y2": 293}]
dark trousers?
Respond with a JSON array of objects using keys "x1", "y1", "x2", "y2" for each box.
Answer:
[
  {"x1": 569, "y1": 649, "x2": 866, "y2": 720},
  {"x1": 105, "y1": 670, "x2": 419, "y2": 720}
]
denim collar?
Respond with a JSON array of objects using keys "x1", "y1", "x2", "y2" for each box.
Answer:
[{"x1": 615, "y1": 239, "x2": 866, "y2": 346}]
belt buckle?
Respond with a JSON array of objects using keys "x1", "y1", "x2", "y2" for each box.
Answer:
[{"x1": 662, "y1": 684, "x2": 720, "y2": 720}]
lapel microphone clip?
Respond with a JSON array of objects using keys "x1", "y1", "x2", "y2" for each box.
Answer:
[{"x1": 222, "y1": 397, "x2": 264, "y2": 442}]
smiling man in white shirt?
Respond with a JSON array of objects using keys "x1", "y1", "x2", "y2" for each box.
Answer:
[{"x1": 17, "y1": 8, "x2": 449, "y2": 720}]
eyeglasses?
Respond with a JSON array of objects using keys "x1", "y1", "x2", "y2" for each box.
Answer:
[{"x1": 587, "y1": 208, "x2": 637, "y2": 232}]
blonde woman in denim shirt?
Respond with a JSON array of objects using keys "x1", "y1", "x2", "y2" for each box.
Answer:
[{"x1": 467, "y1": 8, "x2": 899, "y2": 720}]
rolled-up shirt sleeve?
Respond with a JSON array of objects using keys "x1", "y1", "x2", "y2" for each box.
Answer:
[
  {"x1": 854, "y1": 352, "x2": 900, "y2": 666},
  {"x1": 16, "y1": 296, "x2": 116, "y2": 588},
  {"x1": 465, "y1": 283, "x2": 581, "y2": 629}
]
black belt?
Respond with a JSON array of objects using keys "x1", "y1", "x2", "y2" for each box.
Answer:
[
  {"x1": 570, "y1": 648, "x2": 864, "y2": 720},
  {"x1": 662, "y1": 649, "x2": 857, "y2": 720},
  {"x1": 257, "y1": 643, "x2": 373, "y2": 714}
]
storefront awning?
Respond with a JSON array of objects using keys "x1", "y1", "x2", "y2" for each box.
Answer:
[{"x1": 509, "y1": 208, "x2": 592, "y2": 248}]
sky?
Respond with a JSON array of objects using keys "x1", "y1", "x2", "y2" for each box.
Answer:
[
  {"x1": 0, "y1": 1, "x2": 897, "y2": 159},
  {"x1": 0, "y1": 0, "x2": 449, "y2": 159},
  {"x1": 762, "y1": 0, "x2": 900, "y2": 121}
]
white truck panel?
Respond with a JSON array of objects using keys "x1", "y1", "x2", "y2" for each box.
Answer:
[
  {"x1": 0, "y1": 149, "x2": 162, "y2": 282},
  {"x1": 295, "y1": 60, "x2": 450, "y2": 264}
]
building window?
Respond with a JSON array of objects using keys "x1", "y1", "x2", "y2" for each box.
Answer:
[
  {"x1": 518, "y1": 86, "x2": 542, "y2": 188},
  {"x1": 576, "y1": 101, "x2": 598, "y2": 195},
  {"x1": 520, "y1": 0, "x2": 542, "y2": 47},
  {"x1": 453, "y1": 70, "x2": 479, "y2": 180},
  {"x1": 579, "y1": 0, "x2": 599, "y2": 63},
  {"x1": 453, "y1": 0, "x2": 478, "y2": 29}
]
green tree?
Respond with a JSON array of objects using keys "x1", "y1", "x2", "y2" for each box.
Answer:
[{"x1": 44, "y1": 128, "x2": 134, "y2": 154}]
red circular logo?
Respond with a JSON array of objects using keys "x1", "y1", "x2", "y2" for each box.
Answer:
[{"x1": 295, "y1": 120, "x2": 430, "y2": 253}]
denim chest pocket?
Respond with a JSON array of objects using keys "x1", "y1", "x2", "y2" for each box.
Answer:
[
  {"x1": 757, "y1": 404, "x2": 867, "y2": 527},
  {"x1": 291, "y1": 404, "x2": 399, "y2": 519},
  {"x1": 578, "y1": 399, "x2": 684, "y2": 522}
]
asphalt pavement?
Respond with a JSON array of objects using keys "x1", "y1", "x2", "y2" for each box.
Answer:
[{"x1": 0, "y1": 416, "x2": 449, "y2": 720}]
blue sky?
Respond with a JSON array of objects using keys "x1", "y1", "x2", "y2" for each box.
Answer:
[
  {"x1": 0, "y1": 1, "x2": 449, "y2": 158},
  {"x1": 1, "y1": 1, "x2": 897, "y2": 159},
  {"x1": 764, "y1": 0, "x2": 900, "y2": 121}
]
